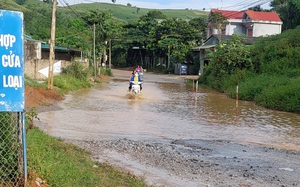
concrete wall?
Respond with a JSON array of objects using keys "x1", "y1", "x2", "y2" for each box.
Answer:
[
  {"x1": 24, "y1": 40, "x2": 88, "y2": 80},
  {"x1": 253, "y1": 23, "x2": 282, "y2": 37},
  {"x1": 226, "y1": 23, "x2": 244, "y2": 35},
  {"x1": 25, "y1": 59, "x2": 71, "y2": 80}
]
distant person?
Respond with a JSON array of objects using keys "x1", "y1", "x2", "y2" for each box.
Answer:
[{"x1": 135, "y1": 65, "x2": 143, "y2": 74}]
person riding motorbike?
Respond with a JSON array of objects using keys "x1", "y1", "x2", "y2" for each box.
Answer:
[
  {"x1": 135, "y1": 65, "x2": 143, "y2": 75},
  {"x1": 128, "y1": 70, "x2": 142, "y2": 92}
]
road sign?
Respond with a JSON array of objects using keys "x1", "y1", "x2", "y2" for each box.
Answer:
[{"x1": 0, "y1": 10, "x2": 24, "y2": 111}]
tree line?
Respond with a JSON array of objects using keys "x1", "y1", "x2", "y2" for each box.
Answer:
[{"x1": 5, "y1": 0, "x2": 299, "y2": 71}]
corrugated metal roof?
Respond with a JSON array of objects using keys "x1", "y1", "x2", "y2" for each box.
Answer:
[{"x1": 25, "y1": 34, "x2": 81, "y2": 52}]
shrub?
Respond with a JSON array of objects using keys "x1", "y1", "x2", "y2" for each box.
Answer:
[{"x1": 255, "y1": 77, "x2": 300, "y2": 113}]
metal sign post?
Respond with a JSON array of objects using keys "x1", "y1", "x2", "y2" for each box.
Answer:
[
  {"x1": 0, "y1": 9, "x2": 26, "y2": 184},
  {"x1": 0, "y1": 10, "x2": 24, "y2": 112}
]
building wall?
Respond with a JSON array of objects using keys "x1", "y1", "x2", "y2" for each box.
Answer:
[
  {"x1": 24, "y1": 59, "x2": 89, "y2": 80},
  {"x1": 226, "y1": 23, "x2": 244, "y2": 35},
  {"x1": 25, "y1": 59, "x2": 70, "y2": 80},
  {"x1": 24, "y1": 40, "x2": 88, "y2": 80},
  {"x1": 253, "y1": 23, "x2": 282, "y2": 37},
  {"x1": 25, "y1": 40, "x2": 41, "y2": 60}
]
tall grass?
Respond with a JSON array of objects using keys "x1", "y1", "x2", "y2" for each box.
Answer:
[
  {"x1": 255, "y1": 77, "x2": 300, "y2": 113},
  {"x1": 217, "y1": 72, "x2": 300, "y2": 113},
  {"x1": 54, "y1": 61, "x2": 92, "y2": 93}
]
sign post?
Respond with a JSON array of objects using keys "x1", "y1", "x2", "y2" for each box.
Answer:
[
  {"x1": 0, "y1": 9, "x2": 26, "y2": 183},
  {"x1": 0, "y1": 10, "x2": 24, "y2": 112}
]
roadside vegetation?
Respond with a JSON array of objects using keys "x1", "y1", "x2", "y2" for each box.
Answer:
[
  {"x1": 26, "y1": 128, "x2": 148, "y2": 187},
  {"x1": 199, "y1": 26, "x2": 300, "y2": 114},
  {"x1": 24, "y1": 62, "x2": 149, "y2": 186},
  {"x1": 21, "y1": 59, "x2": 150, "y2": 187}
]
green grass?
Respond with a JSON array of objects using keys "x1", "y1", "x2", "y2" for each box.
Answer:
[
  {"x1": 220, "y1": 72, "x2": 300, "y2": 114},
  {"x1": 71, "y1": 2, "x2": 208, "y2": 22},
  {"x1": 24, "y1": 75, "x2": 47, "y2": 88},
  {"x1": 26, "y1": 128, "x2": 148, "y2": 187}
]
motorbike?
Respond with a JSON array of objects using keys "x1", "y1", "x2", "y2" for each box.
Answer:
[
  {"x1": 136, "y1": 70, "x2": 143, "y2": 78},
  {"x1": 130, "y1": 80, "x2": 142, "y2": 98}
]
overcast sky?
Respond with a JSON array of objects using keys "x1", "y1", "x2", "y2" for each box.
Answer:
[{"x1": 59, "y1": 0, "x2": 272, "y2": 11}]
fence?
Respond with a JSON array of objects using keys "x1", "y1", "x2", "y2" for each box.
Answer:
[{"x1": 0, "y1": 112, "x2": 25, "y2": 187}]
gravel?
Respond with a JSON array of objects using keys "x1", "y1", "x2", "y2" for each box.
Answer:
[{"x1": 68, "y1": 138, "x2": 300, "y2": 187}]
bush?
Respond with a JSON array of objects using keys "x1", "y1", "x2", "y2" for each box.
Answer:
[
  {"x1": 225, "y1": 73, "x2": 287, "y2": 101},
  {"x1": 62, "y1": 61, "x2": 89, "y2": 80},
  {"x1": 53, "y1": 75, "x2": 91, "y2": 93},
  {"x1": 255, "y1": 77, "x2": 300, "y2": 113}
]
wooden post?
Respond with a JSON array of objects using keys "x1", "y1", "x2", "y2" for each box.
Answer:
[{"x1": 48, "y1": 0, "x2": 57, "y2": 90}]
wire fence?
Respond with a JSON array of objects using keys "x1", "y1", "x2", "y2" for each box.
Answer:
[{"x1": 0, "y1": 112, "x2": 24, "y2": 187}]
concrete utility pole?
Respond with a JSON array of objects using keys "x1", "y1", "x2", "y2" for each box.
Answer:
[
  {"x1": 109, "y1": 39, "x2": 111, "y2": 69},
  {"x1": 48, "y1": 0, "x2": 57, "y2": 90},
  {"x1": 93, "y1": 23, "x2": 96, "y2": 77}
]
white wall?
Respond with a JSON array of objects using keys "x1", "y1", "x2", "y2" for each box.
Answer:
[
  {"x1": 253, "y1": 23, "x2": 282, "y2": 37},
  {"x1": 226, "y1": 23, "x2": 244, "y2": 35}
]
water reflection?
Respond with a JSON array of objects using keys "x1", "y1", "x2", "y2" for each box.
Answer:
[{"x1": 38, "y1": 78, "x2": 300, "y2": 151}]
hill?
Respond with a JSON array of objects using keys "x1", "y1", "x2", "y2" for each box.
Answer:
[
  {"x1": 2, "y1": 0, "x2": 208, "y2": 22},
  {"x1": 71, "y1": 2, "x2": 208, "y2": 22}
]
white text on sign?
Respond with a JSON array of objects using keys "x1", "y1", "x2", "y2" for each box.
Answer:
[{"x1": 0, "y1": 34, "x2": 16, "y2": 49}]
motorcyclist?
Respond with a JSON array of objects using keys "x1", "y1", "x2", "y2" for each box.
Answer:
[
  {"x1": 135, "y1": 65, "x2": 143, "y2": 75},
  {"x1": 128, "y1": 70, "x2": 142, "y2": 91}
]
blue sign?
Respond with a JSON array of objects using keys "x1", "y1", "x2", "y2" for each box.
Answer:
[
  {"x1": 181, "y1": 65, "x2": 187, "y2": 74},
  {"x1": 0, "y1": 10, "x2": 24, "y2": 111}
]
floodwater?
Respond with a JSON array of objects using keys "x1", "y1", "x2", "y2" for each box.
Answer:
[{"x1": 37, "y1": 69, "x2": 300, "y2": 152}]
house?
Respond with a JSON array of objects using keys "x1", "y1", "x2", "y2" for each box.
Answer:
[
  {"x1": 207, "y1": 9, "x2": 283, "y2": 38},
  {"x1": 24, "y1": 35, "x2": 85, "y2": 79},
  {"x1": 195, "y1": 9, "x2": 283, "y2": 75}
]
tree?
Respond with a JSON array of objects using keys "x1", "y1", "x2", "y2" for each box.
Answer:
[
  {"x1": 209, "y1": 34, "x2": 252, "y2": 76},
  {"x1": 248, "y1": 5, "x2": 263, "y2": 11},
  {"x1": 14, "y1": 0, "x2": 26, "y2": 5},
  {"x1": 188, "y1": 17, "x2": 206, "y2": 45},
  {"x1": 208, "y1": 11, "x2": 228, "y2": 43},
  {"x1": 42, "y1": 0, "x2": 52, "y2": 4},
  {"x1": 140, "y1": 10, "x2": 167, "y2": 20},
  {"x1": 270, "y1": 0, "x2": 300, "y2": 30}
]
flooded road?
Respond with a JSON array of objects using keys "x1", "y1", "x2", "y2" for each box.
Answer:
[{"x1": 36, "y1": 69, "x2": 300, "y2": 186}]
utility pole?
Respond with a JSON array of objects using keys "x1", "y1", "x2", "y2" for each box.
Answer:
[
  {"x1": 109, "y1": 39, "x2": 111, "y2": 69},
  {"x1": 168, "y1": 45, "x2": 170, "y2": 69},
  {"x1": 93, "y1": 23, "x2": 96, "y2": 77},
  {"x1": 48, "y1": 0, "x2": 57, "y2": 90}
]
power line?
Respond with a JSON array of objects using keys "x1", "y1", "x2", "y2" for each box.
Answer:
[{"x1": 205, "y1": 0, "x2": 272, "y2": 11}]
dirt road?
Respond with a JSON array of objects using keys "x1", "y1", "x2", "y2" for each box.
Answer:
[{"x1": 36, "y1": 69, "x2": 300, "y2": 187}]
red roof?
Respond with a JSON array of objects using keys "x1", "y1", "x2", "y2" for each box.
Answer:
[
  {"x1": 245, "y1": 10, "x2": 282, "y2": 22},
  {"x1": 211, "y1": 9, "x2": 243, "y2": 19}
]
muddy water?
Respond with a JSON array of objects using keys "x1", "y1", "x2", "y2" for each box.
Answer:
[{"x1": 37, "y1": 70, "x2": 300, "y2": 152}]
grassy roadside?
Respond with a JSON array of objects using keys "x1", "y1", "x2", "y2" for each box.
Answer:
[
  {"x1": 26, "y1": 128, "x2": 148, "y2": 187},
  {"x1": 25, "y1": 65, "x2": 149, "y2": 187}
]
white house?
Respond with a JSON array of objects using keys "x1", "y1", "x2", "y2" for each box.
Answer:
[
  {"x1": 195, "y1": 9, "x2": 283, "y2": 75},
  {"x1": 207, "y1": 9, "x2": 283, "y2": 38}
]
